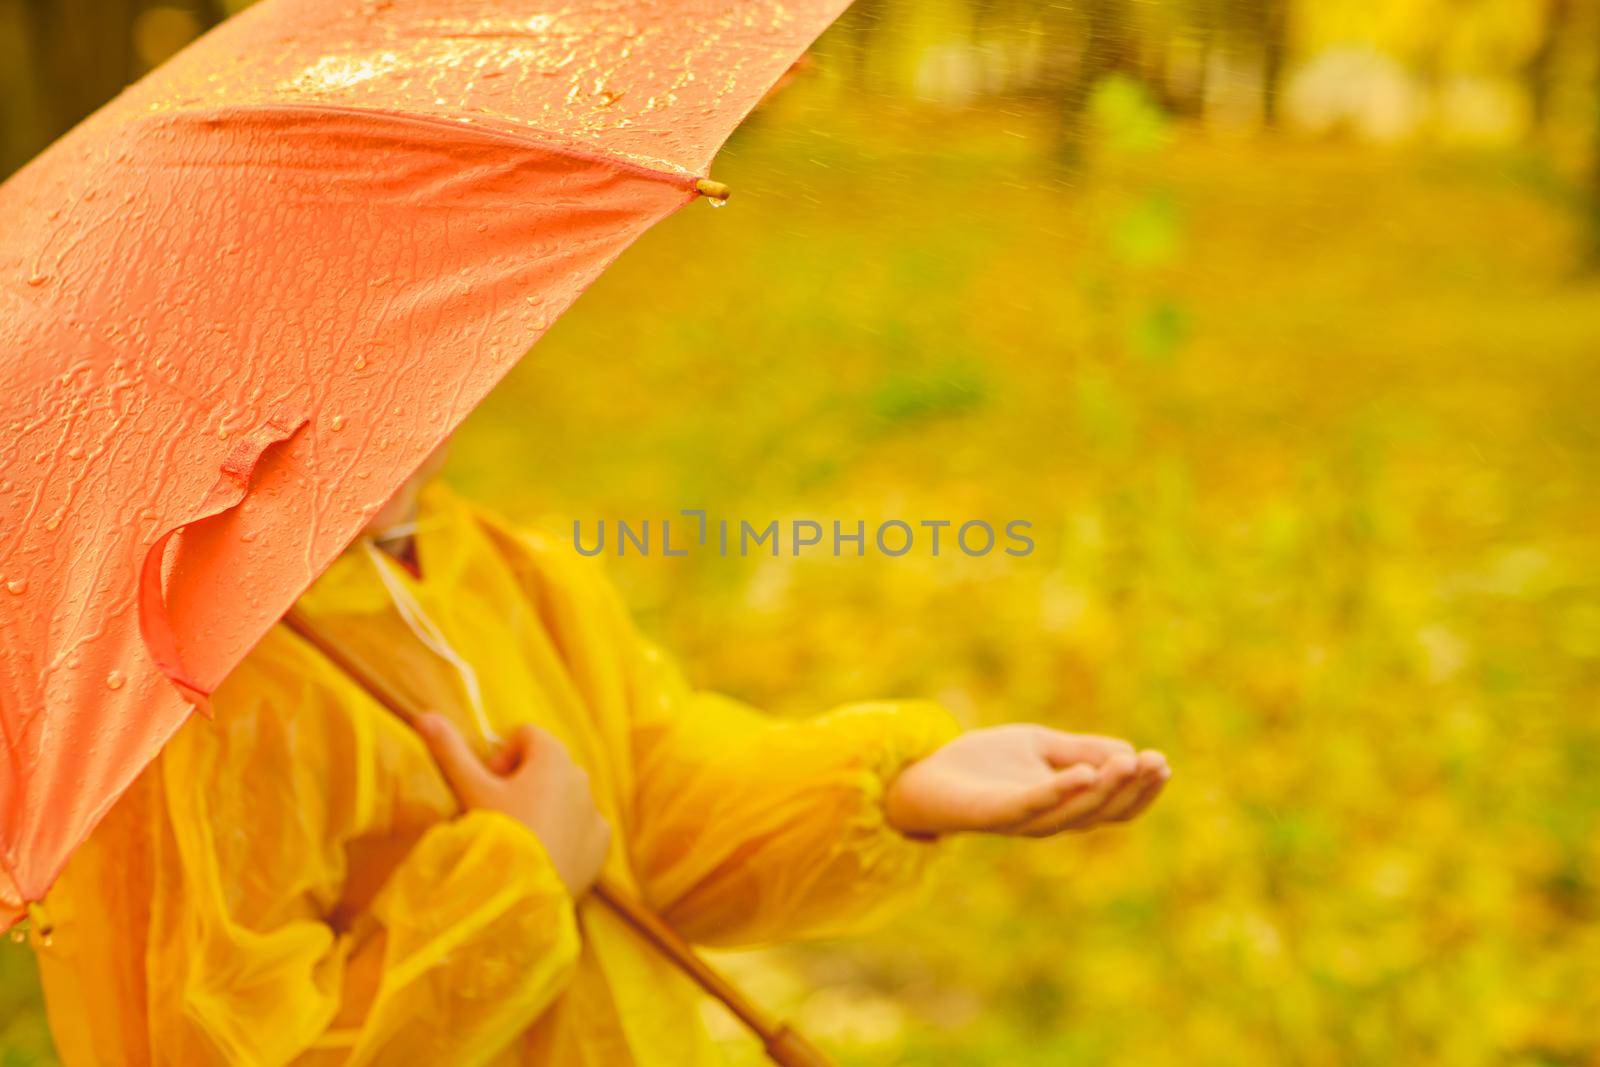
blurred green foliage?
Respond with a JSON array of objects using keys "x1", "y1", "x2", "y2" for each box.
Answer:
[
  {"x1": 3, "y1": 1, "x2": 1600, "y2": 1065},
  {"x1": 470, "y1": 67, "x2": 1592, "y2": 1067}
]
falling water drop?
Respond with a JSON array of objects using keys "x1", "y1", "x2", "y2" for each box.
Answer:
[
  {"x1": 8, "y1": 928, "x2": 23, "y2": 944},
  {"x1": 106, "y1": 670, "x2": 125, "y2": 690}
]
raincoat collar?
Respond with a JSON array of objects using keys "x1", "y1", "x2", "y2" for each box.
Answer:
[{"x1": 295, "y1": 481, "x2": 474, "y2": 618}]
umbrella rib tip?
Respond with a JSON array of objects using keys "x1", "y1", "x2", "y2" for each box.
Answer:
[
  {"x1": 25, "y1": 901, "x2": 53, "y2": 940},
  {"x1": 693, "y1": 178, "x2": 731, "y2": 204}
]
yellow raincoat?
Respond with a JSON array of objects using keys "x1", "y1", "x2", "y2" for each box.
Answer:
[{"x1": 35, "y1": 483, "x2": 957, "y2": 1066}]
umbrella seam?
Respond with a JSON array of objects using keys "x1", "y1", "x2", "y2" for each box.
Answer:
[{"x1": 135, "y1": 102, "x2": 710, "y2": 191}]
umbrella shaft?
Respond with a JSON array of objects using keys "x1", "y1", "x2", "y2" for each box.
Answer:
[{"x1": 279, "y1": 608, "x2": 832, "y2": 1066}]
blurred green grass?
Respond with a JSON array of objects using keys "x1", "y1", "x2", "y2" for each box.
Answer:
[{"x1": 6, "y1": 85, "x2": 1599, "y2": 1065}]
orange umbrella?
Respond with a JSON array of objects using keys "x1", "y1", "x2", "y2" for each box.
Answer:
[{"x1": 0, "y1": 0, "x2": 850, "y2": 925}]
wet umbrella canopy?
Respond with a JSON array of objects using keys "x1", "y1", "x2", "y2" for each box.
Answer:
[{"x1": 0, "y1": 0, "x2": 850, "y2": 923}]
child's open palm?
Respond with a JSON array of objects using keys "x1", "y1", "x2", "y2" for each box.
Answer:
[{"x1": 885, "y1": 725, "x2": 1169, "y2": 838}]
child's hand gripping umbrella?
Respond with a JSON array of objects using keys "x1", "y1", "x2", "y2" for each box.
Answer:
[
  {"x1": 0, "y1": 0, "x2": 848, "y2": 928},
  {"x1": 280, "y1": 607, "x2": 835, "y2": 1067}
]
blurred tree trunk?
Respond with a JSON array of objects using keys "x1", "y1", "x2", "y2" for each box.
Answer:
[
  {"x1": 1054, "y1": 0, "x2": 1133, "y2": 162},
  {"x1": 843, "y1": 0, "x2": 888, "y2": 91},
  {"x1": 1144, "y1": 32, "x2": 1172, "y2": 112},
  {"x1": 1226, "y1": 0, "x2": 1289, "y2": 128},
  {"x1": 1169, "y1": 0, "x2": 1219, "y2": 121},
  {"x1": 1524, "y1": 0, "x2": 1571, "y2": 135},
  {"x1": 21, "y1": 0, "x2": 141, "y2": 149},
  {"x1": 0, "y1": 0, "x2": 40, "y2": 175},
  {"x1": 1590, "y1": 2, "x2": 1600, "y2": 264},
  {"x1": 1258, "y1": 0, "x2": 1289, "y2": 127},
  {"x1": 5, "y1": 0, "x2": 229, "y2": 176}
]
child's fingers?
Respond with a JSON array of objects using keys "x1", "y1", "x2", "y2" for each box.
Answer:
[
  {"x1": 1014, "y1": 753, "x2": 1139, "y2": 836},
  {"x1": 1036, "y1": 729, "x2": 1136, "y2": 770},
  {"x1": 489, "y1": 723, "x2": 543, "y2": 775},
  {"x1": 990, "y1": 764, "x2": 1099, "y2": 829},
  {"x1": 1106, "y1": 759, "x2": 1171, "y2": 823},
  {"x1": 1098, "y1": 751, "x2": 1170, "y2": 822},
  {"x1": 1113, "y1": 776, "x2": 1168, "y2": 823},
  {"x1": 417, "y1": 713, "x2": 499, "y2": 805}
]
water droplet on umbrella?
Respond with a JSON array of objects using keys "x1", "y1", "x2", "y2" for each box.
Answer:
[
  {"x1": 26, "y1": 273, "x2": 49, "y2": 286},
  {"x1": 353, "y1": 355, "x2": 367, "y2": 370},
  {"x1": 8, "y1": 928, "x2": 23, "y2": 944},
  {"x1": 6, "y1": 578, "x2": 27, "y2": 595},
  {"x1": 331, "y1": 414, "x2": 346, "y2": 431},
  {"x1": 106, "y1": 670, "x2": 125, "y2": 690},
  {"x1": 44, "y1": 514, "x2": 61, "y2": 532}
]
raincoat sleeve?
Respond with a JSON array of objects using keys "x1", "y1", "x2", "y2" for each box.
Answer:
[
  {"x1": 625, "y1": 650, "x2": 959, "y2": 947},
  {"x1": 481, "y1": 517, "x2": 960, "y2": 948},
  {"x1": 142, "y1": 630, "x2": 581, "y2": 1066}
]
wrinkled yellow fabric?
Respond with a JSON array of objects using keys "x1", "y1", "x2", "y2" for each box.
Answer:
[{"x1": 36, "y1": 483, "x2": 957, "y2": 1066}]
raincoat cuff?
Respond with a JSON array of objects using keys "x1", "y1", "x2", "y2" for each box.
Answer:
[{"x1": 859, "y1": 700, "x2": 962, "y2": 844}]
